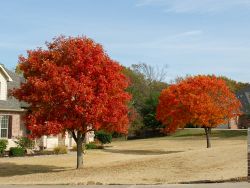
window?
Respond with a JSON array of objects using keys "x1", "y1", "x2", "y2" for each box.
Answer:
[{"x1": 0, "y1": 115, "x2": 9, "y2": 138}]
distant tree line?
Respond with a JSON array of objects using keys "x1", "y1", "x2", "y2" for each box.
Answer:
[
  {"x1": 122, "y1": 65, "x2": 250, "y2": 136},
  {"x1": 123, "y1": 63, "x2": 167, "y2": 136}
]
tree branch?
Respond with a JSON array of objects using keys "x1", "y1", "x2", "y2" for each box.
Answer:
[{"x1": 71, "y1": 130, "x2": 77, "y2": 142}]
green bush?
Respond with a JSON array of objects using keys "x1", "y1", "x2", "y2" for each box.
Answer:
[
  {"x1": 53, "y1": 145, "x2": 68, "y2": 154},
  {"x1": 85, "y1": 143, "x2": 97, "y2": 149},
  {"x1": 9, "y1": 147, "x2": 25, "y2": 157},
  {"x1": 0, "y1": 139, "x2": 8, "y2": 155},
  {"x1": 34, "y1": 150, "x2": 55, "y2": 155},
  {"x1": 85, "y1": 143, "x2": 103, "y2": 150},
  {"x1": 95, "y1": 131, "x2": 112, "y2": 145},
  {"x1": 14, "y1": 137, "x2": 35, "y2": 149}
]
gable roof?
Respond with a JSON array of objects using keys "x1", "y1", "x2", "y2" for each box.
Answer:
[
  {"x1": 0, "y1": 65, "x2": 26, "y2": 112},
  {"x1": 0, "y1": 64, "x2": 13, "y2": 82}
]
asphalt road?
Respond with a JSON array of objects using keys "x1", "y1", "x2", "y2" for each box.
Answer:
[{"x1": 0, "y1": 183, "x2": 249, "y2": 188}]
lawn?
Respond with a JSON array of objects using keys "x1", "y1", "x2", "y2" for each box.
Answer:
[
  {"x1": 0, "y1": 129, "x2": 247, "y2": 185},
  {"x1": 170, "y1": 128, "x2": 247, "y2": 138}
]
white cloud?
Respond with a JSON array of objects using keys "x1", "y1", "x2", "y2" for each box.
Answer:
[
  {"x1": 136, "y1": 0, "x2": 250, "y2": 13},
  {"x1": 173, "y1": 30, "x2": 202, "y2": 37},
  {"x1": 106, "y1": 30, "x2": 203, "y2": 50},
  {"x1": 106, "y1": 29, "x2": 250, "y2": 54}
]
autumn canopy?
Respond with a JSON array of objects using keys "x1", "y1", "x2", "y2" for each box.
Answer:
[
  {"x1": 156, "y1": 75, "x2": 241, "y2": 147},
  {"x1": 12, "y1": 36, "x2": 131, "y2": 168}
]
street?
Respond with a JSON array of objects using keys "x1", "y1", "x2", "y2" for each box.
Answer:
[{"x1": 0, "y1": 183, "x2": 249, "y2": 188}]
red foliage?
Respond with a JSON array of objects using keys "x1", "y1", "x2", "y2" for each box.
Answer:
[
  {"x1": 156, "y1": 75, "x2": 241, "y2": 133},
  {"x1": 12, "y1": 36, "x2": 131, "y2": 138}
]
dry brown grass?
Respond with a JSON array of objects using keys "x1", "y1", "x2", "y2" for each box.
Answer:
[{"x1": 0, "y1": 136, "x2": 247, "y2": 184}]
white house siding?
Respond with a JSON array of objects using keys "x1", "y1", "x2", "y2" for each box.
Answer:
[
  {"x1": 64, "y1": 132, "x2": 74, "y2": 148},
  {"x1": 37, "y1": 131, "x2": 95, "y2": 150},
  {"x1": 0, "y1": 70, "x2": 7, "y2": 100},
  {"x1": 43, "y1": 136, "x2": 59, "y2": 149}
]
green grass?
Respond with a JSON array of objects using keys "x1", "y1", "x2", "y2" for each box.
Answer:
[{"x1": 170, "y1": 128, "x2": 247, "y2": 138}]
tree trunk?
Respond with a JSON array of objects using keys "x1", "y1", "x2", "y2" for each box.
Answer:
[
  {"x1": 76, "y1": 132, "x2": 84, "y2": 169},
  {"x1": 204, "y1": 127, "x2": 211, "y2": 148},
  {"x1": 208, "y1": 127, "x2": 212, "y2": 135}
]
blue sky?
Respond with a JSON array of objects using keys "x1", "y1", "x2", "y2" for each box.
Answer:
[{"x1": 0, "y1": 0, "x2": 250, "y2": 82}]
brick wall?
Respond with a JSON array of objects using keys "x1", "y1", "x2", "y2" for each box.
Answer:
[{"x1": 0, "y1": 111, "x2": 26, "y2": 138}]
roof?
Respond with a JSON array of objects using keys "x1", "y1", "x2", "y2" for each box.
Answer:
[
  {"x1": 0, "y1": 65, "x2": 26, "y2": 112},
  {"x1": 236, "y1": 86, "x2": 250, "y2": 114},
  {"x1": 0, "y1": 64, "x2": 13, "y2": 82}
]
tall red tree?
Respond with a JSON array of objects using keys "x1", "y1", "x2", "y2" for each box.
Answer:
[
  {"x1": 156, "y1": 75, "x2": 241, "y2": 148},
  {"x1": 12, "y1": 36, "x2": 131, "y2": 168}
]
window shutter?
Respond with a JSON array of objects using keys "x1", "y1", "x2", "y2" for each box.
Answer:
[{"x1": 8, "y1": 115, "x2": 12, "y2": 139}]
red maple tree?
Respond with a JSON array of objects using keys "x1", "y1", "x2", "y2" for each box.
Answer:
[
  {"x1": 156, "y1": 75, "x2": 241, "y2": 148},
  {"x1": 12, "y1": 36, "x2": 131, "y2": 168}
]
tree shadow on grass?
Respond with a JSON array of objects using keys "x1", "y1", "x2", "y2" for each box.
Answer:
[
  {"x1": 0, "y1": 162, "x2": 69, "y2": 177},
  {"x1": 103, "y1": 149, "x2": 183, "y2": 155}
]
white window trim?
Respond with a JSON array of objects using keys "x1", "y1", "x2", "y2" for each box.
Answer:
[{"x1": 0, "y1": 115, "x2": 9, "y2": 139}]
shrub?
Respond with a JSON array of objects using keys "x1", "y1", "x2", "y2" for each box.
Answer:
[
  {"x1": 95, "y1": 131, "x2": 112, "y2": 145},
  {"x1": 85, "y1": 143, "x2": 103, "y2": 150},
  {"x1": 71, "y1": 144, "x2": 85, "y2": 152},
  {"x1": 35, "y1": 150, "x2": 55, "y2": 155},
  {"x1": 71, "y1": 145, "x2": 77, "y2": 151},
  {"x1": 0, "y1": 139, "x2": 8, "y2": 155},
  {"x1": 9, "y1": 147, "x2": 25, "y2": 157},
  {"x1": 53, "y1": 145, "x2": 68, "y2": 154},
  {"x1": 14, "y1": 137, "x2": 35, "y2": 149},
  {"x1": 85, "y1": 143, "x2": 97, "y2": 149}
]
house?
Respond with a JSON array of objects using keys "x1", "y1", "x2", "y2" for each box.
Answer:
[
  {"x1": 0, "y1": 64, "x2": 27, "y2": 148},
  {"x1": 0, "y1": 64, "x2": 94, "y2": 149},
  {"x1": 217, "y1": 87, "x2": 250, "y2": 129},
  {"x1": 223, "y1": 86, "x2": 250, "y2": 129}
]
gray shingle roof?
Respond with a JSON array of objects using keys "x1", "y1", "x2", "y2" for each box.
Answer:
[
  {"x1": 236, "y1": 86, "x2": 250, "y2": 114},
  {"x1": 0, "y1": 66, "x2": 26, "y2": 111}
]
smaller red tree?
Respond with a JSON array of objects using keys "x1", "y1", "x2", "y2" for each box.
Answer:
[
  {"x1": 12, "y1": 36, "x2": 131, "y2": 168},
  {"x1": 156, "y1": 75, "x2": 241, "y2": 148}
]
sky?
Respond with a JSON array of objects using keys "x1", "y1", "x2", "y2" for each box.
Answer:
[{"x1": 0, "y1": 0, "x2": 250, "y2": 82}]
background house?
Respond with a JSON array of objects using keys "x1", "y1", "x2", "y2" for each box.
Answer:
[
  {"x1": 236, "y1": 87, "x2": 250, "y2": 129},
  {"x1": 216, "y1": 87, "x2": 250, "y2": 129}
]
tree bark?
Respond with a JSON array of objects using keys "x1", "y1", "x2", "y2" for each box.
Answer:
[
  {"x1": 208, "y1": 127, "x2": 212, "y2": 135},
  {"x1": 70, "y1": 130, "x2": 85, "y2": 169},
  {"x1": 204, "y1": 127, "x2": 211, "y2": 148},
  {"x1": 76, "y1": 131, "x2": 84, "y2": 169}
]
